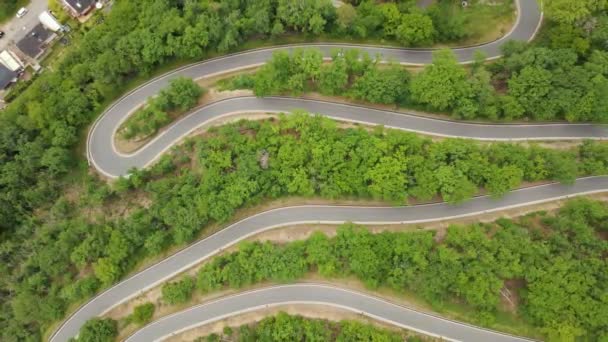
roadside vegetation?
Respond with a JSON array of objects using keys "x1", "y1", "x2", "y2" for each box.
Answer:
[
  {"x1": 221, "y1": 44, "x2": 608, "y2": 122},
  {"x1": 119, "y1": 77, "x2": 203, "y2": 140},
  {"x1": 192, "y1": 312, "x2": 427, "y2": 342},
  {"x1": 0, "y1": 0, "x2": 606, "y2": 340},
  {"x1": 4, "y1": 114, "x2": 608, "y2": 340},
  {"x1": 163, "y1": 199, "x2": 608, "y2": 341},
  {"x1": 77, "y1": 311, "x2": 427, "y2": 342},
  {"x1": 186, "y1": 198, "x2": 608, "y2": 341},
  {"x1": 76, "y1": 198, "x2": 608, "y2": 341}
]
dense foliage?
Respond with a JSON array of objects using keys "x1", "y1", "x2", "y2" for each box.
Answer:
[
  {"x1": 227, "y1": 45, "x2": 608, "y2": 122},
  {"x1": 3, "y1": 114, "x2": 606, "y2": 340},
  {"x1": 70, "y1": 318, "x2": 117, "y2": 342},
  {"x1": 192, "y1": 199, "x2": 608, "y2": 340},
  {"x1": 193, "y1": 312, "x2": 418, "y2": 342},
  {"x1": 334, "y1": 0, "x2": 514, "y2": 46},
  {"x1": 0, "y1": 0, "x2": 501, "y2": 243},
  {"x1": 121, "y1": 77, "x2": 203, "y2": 139},
  {"x1": 0, "y1": 1, "x2": 606, "y2": 340}
]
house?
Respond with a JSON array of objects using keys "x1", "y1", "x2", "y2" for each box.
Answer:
[
  {"x1": 61, "y1": 0, "x2": 96, "y2": 18},
  {"x1": 16, "y1": 23, "x2": 57, "y2": 61},
  {"x1": 0, "y1": 64, "x2": 18, "y2": 90}
]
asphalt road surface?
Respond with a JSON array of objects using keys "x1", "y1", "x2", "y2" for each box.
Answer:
[
  {"x1": 91, "y1": 96, "x2": 608, "y2": 177},
  {"x1": 126, "y1": 284, "x2": 532, "y2": 342},
  {"x1": 52, "y1": 1, "x2": 608, "y2": 341}
]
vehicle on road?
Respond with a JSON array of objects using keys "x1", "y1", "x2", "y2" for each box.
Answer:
[{"x1": 16, "y1": 7, "x2": 29, "y2": 19}]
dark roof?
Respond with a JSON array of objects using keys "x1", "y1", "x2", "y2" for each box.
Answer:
[
  {"x1": 64, "y1": 0, "x2": 96, "y2": 14},
  {"x1": 0, "y1": 64, "x2": 17, "y2": 89},
  {"x1": 16, "y1": 24, "x2": 53, "y2": 59}
]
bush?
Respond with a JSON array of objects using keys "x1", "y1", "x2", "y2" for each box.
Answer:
[
  {"x1": 130, "y1": 302, "x2": 155, "y2": 325},
  {"x1": 75, "y1": 318, "x2": 117, "y2": 342},
  {"x1": 161, "y1": 277, "x2": 195, "y2": 305}
]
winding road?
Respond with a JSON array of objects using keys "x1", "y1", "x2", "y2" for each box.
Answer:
[
  {"x1": 126, "y1": 284, "x2": 532, "y2": 342},
  {"x1": 52, "y1": 0, "x2": 608, "y2": 341}
]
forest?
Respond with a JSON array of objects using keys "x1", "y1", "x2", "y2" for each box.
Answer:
[
  {"x1": 161, "y1": 198, "x2": 606, "y2": 341},
  {"x1": 3, "y1": 114, "x2": 607, "y2": 340},
  {"x1": 0, "y1": 0, "x2": 606, "y2": 341}
]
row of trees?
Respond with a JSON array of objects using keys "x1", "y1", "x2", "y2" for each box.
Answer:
[
  {"x1": 230, "y1": 45, "x2": 608, "y2": 122},
  {"x1": 4, "y1": 113, "x2": 607, "y2": 340},
  {"x1": 121, "y1": 77, "x2": 203, "y2": 139},
  {"x1": 188, "y1": 199, "x2": 608, "y2": 341}
]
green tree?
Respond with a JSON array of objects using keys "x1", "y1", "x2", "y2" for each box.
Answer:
[
  {"x1": 545, "y1": 0, "x2": 599, "y2": 24},
  {"x1": 318, "y1": 53, "x2": 349, "y2": 95},
  {"x1": 76, "y1": 318, "x2": 118, "y2": 342},
  {"x1": 435, "y1": 166, "x2": 477, "y2": 204},
  {"x1": 162, "y1": 277, "x2": 195, "y2": 305},
  {"x1": 396, "y1": 12, "x2": 435, "y2": 46},
  {"x1": 485, "y1": 165, "x2": 523, "y2": 198},
  {"x1": 93, "y1": 257, "x2": 121, "y2": 285},
  {"x1": 365, "y1": 156, "x2": 407, "y2": 202},
  {"x1": 350, "y1": 63, "x2": 410, "y2": 104},
  {"x1": 106, "y1": 230, "x2": 130, "y2": 264},
  {"x1": 164, "y1": 77, "x2": 204, "y2": 111},
  {"x1": 507, "y1": 66, "x2": 554, "y2": 120},
  {"x1": 336, "y1": 4, "x2": 357, "y2": 32},
  {"x1": 410, "y1": 50, "x2": 472, "y2": 111}
]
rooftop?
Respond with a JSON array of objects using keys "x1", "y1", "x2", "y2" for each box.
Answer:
[
  {"x1": 64, "y1": 0, "x2": 96, "y2": 15},
  {"x1": 16, "y1": 24, "x2": 54, "y2": 59},
  {"x1": 0, "y1": 64, "x2": 17, "y2": 90}
]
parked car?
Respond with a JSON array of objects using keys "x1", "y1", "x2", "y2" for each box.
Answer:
[{"x1": 16, "y1": 7, "x2": 28, "y2": 18}]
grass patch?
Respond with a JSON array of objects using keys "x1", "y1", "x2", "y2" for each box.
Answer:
[{"x1": 454, "y1": 0, "x2": 517, "y2": 45}]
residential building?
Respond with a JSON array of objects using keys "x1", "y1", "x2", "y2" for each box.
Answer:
[
  {"x1": 0, "y1": 64, "x2": 18, "y2": 90},
  {"x1": 61, "y1": 0, "x2": 96, "y2": 18},
  {"x1": 16, "y1": 23, "x2": 57, "y2": 61}
]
